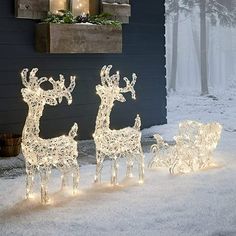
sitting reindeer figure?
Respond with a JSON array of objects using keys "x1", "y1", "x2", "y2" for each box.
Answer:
[
  {"x1": 148, "y1": 134, "x2": 175, "y2": 170},
  {"x1": 93, "y1": 65, "x2": 144, "y2": 185},
  {"x1": 21, "y1": 68, "x2": 79, "y2": 204}
]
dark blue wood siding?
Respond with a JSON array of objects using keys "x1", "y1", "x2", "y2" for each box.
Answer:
[{"x1": 0, "y1": 0, "x2": 166, "y2": 140}]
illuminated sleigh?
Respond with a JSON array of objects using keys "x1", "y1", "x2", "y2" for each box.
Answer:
[{"x1": 149, "y1": 121, "x2": 222, "y2": 174}]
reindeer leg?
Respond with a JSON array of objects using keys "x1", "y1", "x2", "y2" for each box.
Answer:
[
  {"x1": 111, "y1": 156, "x2": 119, "y2": 185},
  {"x1": 72, "y1": 161, "x2": 80, "y2": 195},
  {"x1": 94, "y1": 151, "x2": 104, "y2": 184},
  {"x1": 61, "y1": 169, "x2": 69, "y2": 191},
  {"x1": 59, "y1": 162, "x2": 75, "y2": 192},
  {"x1": 40, "y1": 165, "x2": 51, "y2": 204},
  {"x1": 126, "y1": 155, "x2": 134, "y2": 178},
  {"x1": 25, "y1": 162, "x2": 36, "y2": 199},
  {"x1": 138, "y1": 148, "x2": 145, "y2": 184},
  {"x1": 61, "y1": 173, "x2": 66, "y2": 190}
]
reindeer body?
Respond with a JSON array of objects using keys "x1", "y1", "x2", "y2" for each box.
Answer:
[
  {"x1": 95, "y1": 128, "x2": 141, "y2": 155},
  {"x1": 93, "y1": 65, "x2": 144, "y2": 185},
  {"x1": 22, "y1": 134, "x2": 78, "y2": 167},
  {"x1": 21, "y1": 68, "x2": 79, "y2": 204}
]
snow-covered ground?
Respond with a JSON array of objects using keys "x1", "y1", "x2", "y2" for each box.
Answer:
[{"x1": 0, "y1": 87, "x2": 236, "y2": 235}]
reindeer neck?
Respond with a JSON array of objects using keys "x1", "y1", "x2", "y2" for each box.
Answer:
[
  {"x1": 22, "y1": 104, "x2": 44, "y2": 139},
  {"x1": 95, "y1": 100, "x2": 114, "y2": 131}
]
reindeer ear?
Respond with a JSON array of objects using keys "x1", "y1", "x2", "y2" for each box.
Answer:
[
  {"x1": 21, "y1": 69, "x2": 29, "y2": 87},
  {"x1": 21, "y1": 88, "x2": 27, "y2": 100},
  {"x1": 96, "y1": 85, "x2": 103, "y2": 94},
  {"x1": 116, "y1": 94, "x2": 126, "y2": 102}
]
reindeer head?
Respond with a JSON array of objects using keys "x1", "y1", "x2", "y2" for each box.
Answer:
[
  {"x1": 96, "y1": 65, "x2": 137, "y2": 104},
  {"x1": 21, "y1": 68, "x2": 76, "y2": 107}
]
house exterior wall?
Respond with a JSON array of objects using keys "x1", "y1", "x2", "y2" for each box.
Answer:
[{"x1": 0, "y1": 0, "x2": 166, "y2": 140}]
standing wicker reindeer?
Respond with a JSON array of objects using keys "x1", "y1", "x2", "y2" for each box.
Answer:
[
  {"x1": 93, "y1": 65, "x2": 144, "y2": 185},
  {"x1": 21, "y1": 68, "x2": 79, "y2": 204}
]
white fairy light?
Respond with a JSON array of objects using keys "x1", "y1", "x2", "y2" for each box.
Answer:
[
  {"x1": 93, "y1": 65, "x2": 145, "y2": 185},
  {"x1": 71, "y1": 0, "x2": 89, "y2": 16},
  {"x1": 50, "y1": 0, "x2": 68, "y2": 14},
  {"x1": 149, "y1": 120, "x2": 222, "y2": 175},
  {"x1": 21, "y1": 68, "x2": 79, "y2": 204}
]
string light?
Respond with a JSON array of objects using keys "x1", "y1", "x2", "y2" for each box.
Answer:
[
  {"x1": 149, "y1": 120, "x2": 222, "y2": 174},
  {"x1": 49, "y1": 0, "x2": 91, "y2": 16},
  {"x1": 21, "y1": 68, "x2": 79, "y2": 204},
  {"x1": 50, "y1": 0, "x2": 68, "y2": 14},
  {"x1": 93, "y1": 65, "x2": 145, "y2": 185},
  {"x1": 71, "y1": 0, "x2": 89, "y2": 16}
]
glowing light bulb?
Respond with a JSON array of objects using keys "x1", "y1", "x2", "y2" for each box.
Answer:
[
  {"x1": 50, "y1": 0, "x2": 68, "y2": 14},
  {"x1": 71, "y1": 0, "x2": 90, "y2": 16}
]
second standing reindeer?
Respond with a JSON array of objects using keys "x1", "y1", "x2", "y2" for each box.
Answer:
[{"x1": 93, "y1": 65, "x2": 145, "y2": 185}]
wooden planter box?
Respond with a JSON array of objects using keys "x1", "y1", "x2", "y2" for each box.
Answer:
[
  {"x1": 103, "y1": 0, "x2": 129, "y2": 3},
  {"x1": 102, "y1": 1, "x2": 131, "y2": 24},
  {"x1": 36, "y1": 23, "x2": 122, "y2": 53}
]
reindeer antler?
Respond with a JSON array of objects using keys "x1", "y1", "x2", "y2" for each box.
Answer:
[
  {"x1": 100, "y1": 65, "x2": 120, "y2": 87},
  {"x1": 120, "y1": 73, "x2": 137, "y2": 100},
  {"x1": 21, "y1": 68, "x2": 48, "y2": 89},
  {"x1": 21, "y1": 68, "x2": 76, "y2": 105},
  {"x1": 21, "y1": 68, "x2": 30, "y2": 87},
  {"x1": 100, "y1": 65, "x2": 137, "y2": 100},
  {"x1": 100, "y1": 65, "x2": 137, "y2": 99},
  {"x1": 47, "y1": 75, "x2": 76, "y2": 105}
]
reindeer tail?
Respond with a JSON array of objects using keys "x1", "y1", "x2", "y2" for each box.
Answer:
[
  {"x1": 153, "y1": 134, "x2": 164, "y2": 143},
  {"x1": 134, "y1": 114, "x2": 141, "y2": 131},
  {"x1": 69, "y1": 123, "x2": 78, "y2": 138},
  {"x1": 153, "y1": 134, "x2": 165, "y2": 147}
]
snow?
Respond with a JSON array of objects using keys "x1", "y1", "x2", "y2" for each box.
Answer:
[{"x1": 0, "y1": 88, "x2": 236, "y2": 235}]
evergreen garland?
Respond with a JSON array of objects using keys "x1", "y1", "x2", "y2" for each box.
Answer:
[{"x1": 43, "y1": 10, "x2": 122, "y2": 29}]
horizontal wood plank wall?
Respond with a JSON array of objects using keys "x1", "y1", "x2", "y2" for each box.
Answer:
[{"x1": 0, "y1": 0, "x2": 166, "y2": 140}]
